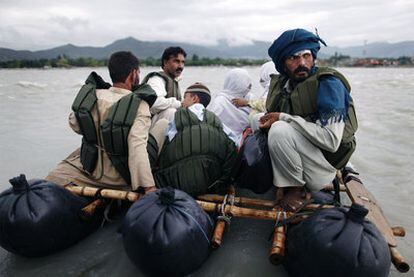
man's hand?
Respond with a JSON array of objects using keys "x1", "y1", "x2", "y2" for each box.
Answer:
[
  {"x1": 259, "y1": 112, "x2": 280, "y2": 129},
  {"x1": 232, "y1": 98, "x2": 249, "y2": 107}
]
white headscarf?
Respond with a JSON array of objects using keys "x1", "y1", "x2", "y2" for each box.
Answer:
[
  {"x1": 258, "y1": 61, "x2": 277, "y2": 99},
  {"x1": 207, "y1": 68, "x2": 252, "y2": 141}
]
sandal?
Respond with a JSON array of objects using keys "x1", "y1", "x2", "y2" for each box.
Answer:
[{"x1": 275, "y1": 187, "x2": 311, "y2": 212}]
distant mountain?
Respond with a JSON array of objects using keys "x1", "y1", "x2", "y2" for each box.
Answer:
[
  {"x1": 320, "y1": 41, "x2": 414, "y2": 58},
  {"x1": 1, "y1": 37, "x2": 413, "y2": 62},
  {"x1": 0, "y1": 48, "x2": 35, "y2": 61}
]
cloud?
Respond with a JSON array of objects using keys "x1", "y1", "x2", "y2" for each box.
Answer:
[
  {"x1": 0, "y1": 0, "x2": 413, "y2": 50},
  {"x1": 48, "y1": 16, "x2": 89, "y2": 32}
]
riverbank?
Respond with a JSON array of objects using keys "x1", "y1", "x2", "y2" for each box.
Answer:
[{"x1": 1, "y1": 55, "x2": 413, "y2": 69}]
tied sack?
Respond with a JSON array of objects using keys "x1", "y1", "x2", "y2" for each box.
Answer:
[
  {"x1": 122, "y1": 187, "x2": 213, "y2": 277},
  {"x1": 0, "y1": 174, "x2": 100, "y2": 257},
  {"x1": 284, "y1": 203, "x2": 391, "y2": 277}
]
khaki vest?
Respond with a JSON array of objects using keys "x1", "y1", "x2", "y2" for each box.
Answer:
[
  {"x1": 72, "y1": 72, "x2": 157, "y2": 184},
  {"x1": 71, "y1": 72, "x2": 110, "y2": 174},
  {"x1": 141, "y1": 71, "x2": 181, "y2": 100},
  {"x1": 266, "y1": 67, "x2": 358, "y2": 169}
]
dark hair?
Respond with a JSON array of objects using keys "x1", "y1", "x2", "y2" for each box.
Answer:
[
  {"x1": 187, "y1": 92, "x2": 211, "y2": 107},
  {"x1": 161, "y1": 47, "x2": 187, "y2": 68},
  {"x1": 108, "y1": 51, "x2": 140, "y2": 83}
]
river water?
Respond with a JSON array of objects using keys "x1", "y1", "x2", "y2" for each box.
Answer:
[{"x1": 0, "y1": 66, "x2": 413, "y2": 276}]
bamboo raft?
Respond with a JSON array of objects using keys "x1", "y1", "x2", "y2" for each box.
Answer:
[{"x1": 64, "y1": 168, "x2": 409, "y2": 273}]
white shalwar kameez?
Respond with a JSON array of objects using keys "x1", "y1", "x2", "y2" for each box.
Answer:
[{"x1": 267, "y1": 80, "x2": 345, "y2": 191}]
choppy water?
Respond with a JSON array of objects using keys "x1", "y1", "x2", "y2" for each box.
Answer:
[{"x1": 0, "y1": 67, "x2": 413, "y2": 276}]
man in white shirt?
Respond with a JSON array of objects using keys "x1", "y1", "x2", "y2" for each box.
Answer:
[{"x1": 141, "y1": 47, "x2": 186, "y2": 124}]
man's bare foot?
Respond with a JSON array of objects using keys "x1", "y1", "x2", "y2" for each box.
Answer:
[{"x1": 275, "y1": 187, "x2": 311, "y2": 212}]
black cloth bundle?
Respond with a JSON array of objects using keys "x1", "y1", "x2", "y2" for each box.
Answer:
[
  {"x1": 235, "y1": 130, "x2": 273, "y2": 194},
  {"x1": 122, "y1": 187, "x2": 213, "y2": 276},
  {"x1": 0, "y1": 174, "x2": 100, "y2": 257},
  {"x1": 284, "y1": 203, "x2": 391, "y2": 277}
]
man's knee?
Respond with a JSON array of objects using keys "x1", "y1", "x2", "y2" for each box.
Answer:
[{"x1": 268, "y1": 121, "x2": 297, "y2": 149}]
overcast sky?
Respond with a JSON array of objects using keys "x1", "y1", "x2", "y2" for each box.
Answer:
[{"x1": 1, "y1": 0, "x2": 413, "y2": 50}]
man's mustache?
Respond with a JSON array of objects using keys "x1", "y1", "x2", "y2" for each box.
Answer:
[
  {"x1": 176, "y1": 68, "x2": 183, "y2": 73},
  {"x1": 294, "y1": 66, "x2": 310, "y2": 74}
]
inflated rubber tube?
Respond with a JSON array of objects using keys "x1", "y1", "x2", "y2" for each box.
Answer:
[
  {"x1": 284, "y1": 203, "x2": 391, "y2": 277},
  {"x1": 122, "y1": 187, "x2": 213, "y2": 276},
  {"x1": 0, "y1": 174, "x2": 101, "y2": 257}
]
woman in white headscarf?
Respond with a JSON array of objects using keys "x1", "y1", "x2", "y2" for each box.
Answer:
[
  {"x1": 207, "y1": 68, "x2": 252, "y2": 144},
  {"x1": 258, "y1": 61, "x2": 277, "y2": 99},
  {"x1": 232, "y1": 61, "x2": 277, "y2": 112},
  {"x1": 231, "y1": 61, "x2": 277, "y2": 131}
]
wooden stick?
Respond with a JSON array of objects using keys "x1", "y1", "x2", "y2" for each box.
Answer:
[
  {"x1": 269, "y1": 209, "x2": 286, "y2": 265},
  {"x1": 66, "y1": 184, "x2": 332, "y2": 222},
  {"x1": 211, "y1": 221, "x2": 226, "y2": 249},
  {"x1": 66, "y1": 185, "x2": 142, "y2": 202},
  {"x1": 391, "y1": 226, "x2": 406, "y2": 237},
  {"x1": 79, "y1": 199, "x2": 105, "y2": 220},
  {"x1": 390, "y1": 246, "x2": 410, "y2": 273},
  {"x1": 323, "y1": 184, "x2": 346, "y2": 192},
  {"x1": 211, "y1": 186, "x2": 236, "y2": 249},
  {"x1": 198, "y1": 194, "x2": 335, "y2": 213},
  {"x1": 197, "y1": 200, "x2": 295, "y2": 220},
  {"x1": 66, "y1": 184, "x2": 296, "y2": 220},
  {"x1": 198, "y1": 194, "x2": 275, "y2": 208},
  {"x1": 303, "y1": 203, "x2": 334, "y2": 211}
]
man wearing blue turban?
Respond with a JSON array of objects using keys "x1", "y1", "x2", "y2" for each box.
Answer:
[{"x1": 259, "y1": 28, "x2": 358, "y2": 211}]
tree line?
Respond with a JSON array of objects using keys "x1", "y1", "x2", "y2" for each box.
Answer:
[
  {"x1": 0, "y1": 54, "x2": 268, "y2": 68},
  {"x1": 0, "y1": 54, "x2": 412, "y2": 68}
]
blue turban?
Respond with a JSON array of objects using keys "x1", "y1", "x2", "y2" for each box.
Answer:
[{"x1": 268, "y1": 28, "x2": 327, "y2": 76}]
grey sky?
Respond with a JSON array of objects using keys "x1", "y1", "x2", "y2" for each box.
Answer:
[{"x1": 1, "y1": 0, "x2": 413, "y2": 50}]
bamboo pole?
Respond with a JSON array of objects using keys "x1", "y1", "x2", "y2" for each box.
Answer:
[
  {"x1": 66, "y1": 185, "x2": 338, "y2": 224},
  {"x1": 198, "y1": 194, "x2": 275, "y2": 208},
  {"x1": 390, "y1": 246, "x2": 410, "y2": 273},
  {"x1": 269, "y1": 209, "x2": 286, "y2": 265},
  {"x1": 66, "y1": 185, "x2": 142, "y2": 202},
  {"x1": 391, "y1": 226, "x2": 406, "y2": 237},
  {"x1": 197, "y1": 200, "x2": 295, "y2": 220},
  {"x1": 211, "y1": 186, "x2": 235, "y2": 249},
  {"x1": 198, "y1": 194, "x2": 334, "y2": 212},
  {"x1": 211, "y1": 221, "x2": 226, "y2": 249},
  {"x1": 323, "y1": 184, "x2": 346, "y2": 192},
  {"x1": 79, "y1": 199, "x2": 105, "y2": 220},
  {"x1": 303, "y1": 204, "x2": 334, "y2": 211},
  {"x1": 66, "y1": 184, "x2": 300, "y2": 220},
  {"x1": 66, "y1": 184, "x2": 314, "y2": 221}
]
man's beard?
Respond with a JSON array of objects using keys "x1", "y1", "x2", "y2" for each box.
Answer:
[
  {"x1": 287, "y1": 66, "x2": 310, "y2": 82},
  {"x1": 131, "y1": 76, "x2": 140, "y2": 91}
]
